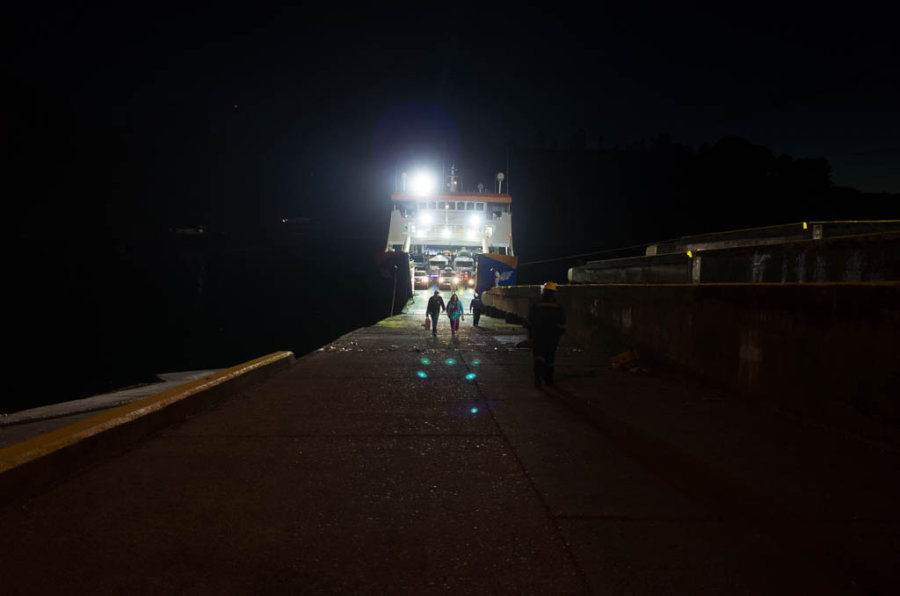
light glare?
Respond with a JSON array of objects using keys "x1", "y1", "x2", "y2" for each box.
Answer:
[{"x1": 410, "y1": 171, "x2": 435, "y2": 196}]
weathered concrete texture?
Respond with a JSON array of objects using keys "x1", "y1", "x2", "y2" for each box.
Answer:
[
  {"x1": 646, "y1": 220, "x2": 900, "y2": 256},
  {"x1": 569, "y1": 252, "x2": 693, "y2": 284},
  {"x1": 484, "y1": 282, "x2": 900, "y2": 445},
  {"x1": 695, "y1": 231, "x2": 900, "y2": 283},
  {"x1": 1, "y1": 291, "x2": 898, "y2": 594},
  {"x1": 570, "y1": 230, "x2": 900, "y2": 284}
]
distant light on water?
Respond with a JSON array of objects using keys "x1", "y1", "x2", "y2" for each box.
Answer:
[
  {"x1": 470, "y1": 407, "x2": 478, "y2": 414},
  {"x1": 465, "y1": 373, "x2": 477, "y2": 380},
  {"x1": 445, "y1": 358, "x2": 457, "y2": 365},
  {"x1": 420, "y1": 358, "x2": 431, "y2": 365},
  {"x1": 471, "y1": 359, "x2": 481, "y2": 366},
  {"x1": 416, "y1": 371, "x2": 428, "y2": 379}
]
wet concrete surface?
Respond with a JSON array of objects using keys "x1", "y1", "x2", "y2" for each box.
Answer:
[{"x1": 1, "y1": 288, "x2": 898, "y2": 594}]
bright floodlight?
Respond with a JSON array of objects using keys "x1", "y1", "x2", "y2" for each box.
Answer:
[
  {"x1": 468, "y1": 213, "x2": 481, "y2": 227},
  {"x1": 418, "y1": 211, "x2": 433, "y2": 226},
  {"x1": 410, "y1": 171, "x2": 436, "y2": 196}
]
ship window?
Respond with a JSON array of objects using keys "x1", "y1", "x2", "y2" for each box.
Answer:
[
  {"x1": 457, "y1": 202, "x2": 465, "y2": 210},
  {"x1": 428, "y1": 201, "x2": 436, "y2": 209},
  {"x1": 475, "y1": 203, "x2": 484, "y2": 211},
  {"x1": 438, "y1": 201, "x2": 447, "y2": 210},
  {"x1": 466, "y1": 202, "x2": 474, "y2": 211}
]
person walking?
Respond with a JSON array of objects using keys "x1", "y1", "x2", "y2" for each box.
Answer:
[
  {"x1": 426, "y1": 290, "x2": 445, "y2": 336},
  {"x1": 446, "y1": 293, "x2": 464, "y2": 336},
  {"x1": 526, "y1": 282, "x2": 566, "y2": 387},
  {"x1": 469, "y1": 293, "x2": 483, "y2": 327}
]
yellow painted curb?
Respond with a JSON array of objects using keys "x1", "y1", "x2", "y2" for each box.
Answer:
[{"x1": 0, "y1": 351, "x2": 294, "y2": 476}]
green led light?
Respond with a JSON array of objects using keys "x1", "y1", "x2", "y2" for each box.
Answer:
[
  {"x1": 416, "y1": 371, "x2": 428, "y2": 379},
  {"x1": 420, "y1": 358, "x2": 431, "y2": 365},
  {"x1": 465, "y1": 373, "x2": 477, "y2": 380},
  {"x1": 471, "y1": 359, "x2": 481, "y2": 366},
  {"x1": 445, "y1": 358, "x2": 457, "y2": 366}
]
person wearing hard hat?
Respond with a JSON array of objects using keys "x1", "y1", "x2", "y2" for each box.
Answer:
[
  {"x1": 526, "y1": 281, "x2": 566, "y2": 387},
  {"x1": 469, "y1": 292, "x2": 483, "y2": 327}
]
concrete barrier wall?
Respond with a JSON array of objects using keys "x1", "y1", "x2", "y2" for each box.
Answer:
[
  {"x1": 483, "y1": 283, "x2": 900, "y2": 442},
  {"x1": 571, "y1": 231, "x2": 900, "y2": 284},
  {"x1": 695, "y1": 231, "x2": 900, "y2": 283}
]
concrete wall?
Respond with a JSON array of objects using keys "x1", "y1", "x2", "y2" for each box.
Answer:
[
  {"x1": 646, "y1": 220, "x2": 900, "y2": 255},
  {"x1": 696, "y1": 231, "x2": 900, "y2": 283},
  {"x1": 483, "y1": 283, "x2": 900, "y2": 443},
  {"x1": 569, "y1": 253, "x2": 692, "y2": 284},
  {"x1": 570, "y1": 231, "x2": 900, "y2": 284}
]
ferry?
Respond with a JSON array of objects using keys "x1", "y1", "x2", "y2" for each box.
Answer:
[{"x1": 385, "y1": 166, "x2": 517, "y2": 302}]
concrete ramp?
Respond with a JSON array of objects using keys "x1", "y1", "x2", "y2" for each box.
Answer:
[{"x1": 1, "y1": 312, "x2": 898, "y2": 593}]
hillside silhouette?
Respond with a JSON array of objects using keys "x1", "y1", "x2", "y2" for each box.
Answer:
[{"x1": 510, "y1": 133, "x2": 896, "y2": 272}]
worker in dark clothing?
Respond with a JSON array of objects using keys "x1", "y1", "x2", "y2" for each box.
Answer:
[
  {"x1": 526, "y1": 281, "x2": 566, "y2": 387},
  {"x1": 469, "y1": 293, "x2": 483, "y2": 327},
  {"x1": 426, "y1": 290, "x2": 446, "y2": 336}
]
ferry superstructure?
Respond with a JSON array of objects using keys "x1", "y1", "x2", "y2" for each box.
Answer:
[
  {"x1": 380, "y1": 168, "x2": 517, "y2": 304},
  {"x1": 386, "y1": 192, "x2": 514, "y2": 257}
]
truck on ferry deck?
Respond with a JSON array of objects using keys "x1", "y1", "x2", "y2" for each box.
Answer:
[
  {"x1": 385, "y1": 166, "x2": 515, "y2": 297},
  {"x1": 453, "y1": 250, "x2": 476, "y2": 288}
]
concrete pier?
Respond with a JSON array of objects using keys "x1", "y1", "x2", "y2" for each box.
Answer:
[{"x1": 1, "y1": 289, "x2": 898, "y2": 594}]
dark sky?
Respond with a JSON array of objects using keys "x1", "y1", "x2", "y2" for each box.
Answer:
[
  {"x1": 4, "y1": 2, "x2": 899, "y2": 401},
  {"x1": 5, "y1": 3, "x2": 899, "y2": 240}
]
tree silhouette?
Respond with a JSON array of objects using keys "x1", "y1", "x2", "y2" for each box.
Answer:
[{"x1": 509, "y1": 132, "x2": 884, "y2": 266}]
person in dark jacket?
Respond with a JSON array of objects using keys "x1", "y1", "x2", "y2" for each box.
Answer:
[
  {"x1": 469, "y1": 293, "x2": 483, "y2": 326},
  {"x1": 526, "y1": 282, "x2": 566, "y2": 387},
  {"x1": 426, "y1": 290, "x2": 446, "y2": 336}
]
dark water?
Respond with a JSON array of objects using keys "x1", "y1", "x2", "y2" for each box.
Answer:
[{"x1": 7, "y1": 232, "x2": 396, "y2": 414}]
